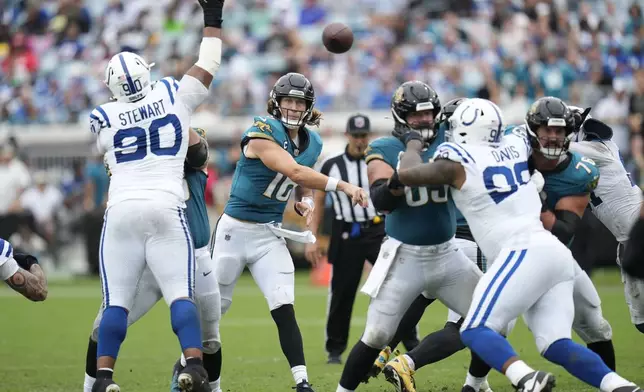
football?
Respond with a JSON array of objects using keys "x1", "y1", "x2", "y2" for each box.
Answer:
[{"x1": 322, "y1": 22, "x2": 354, "y2": 54}]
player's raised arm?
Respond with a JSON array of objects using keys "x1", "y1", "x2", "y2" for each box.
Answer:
[
  {"x1": 177, "y1": 0, "x2": 224, "y2": 113},
  {"x1": 185, "y1": 0, "x2": 223, "y2": 88},
  {"x1": 245, "y1": 138, "x2": 368, "y2": 208}
]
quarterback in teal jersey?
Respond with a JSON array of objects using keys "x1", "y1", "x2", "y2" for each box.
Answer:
[
  {"x1": 82, "y1": 128, "x2": 223, "y2": 392},
  {"x1": 211, "y1": 73, "x2": 367, "y2": 392},
  {"x1": 334, "y1": 82, "x2": 483, "y2": 392},
  {"x1": 522, "y1": 97, "x2": 616, "y2": 371}
]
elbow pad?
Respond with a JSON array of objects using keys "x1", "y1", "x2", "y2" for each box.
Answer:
[
  {"x1": 370, "y1": 178, "x2": 402, "y2": 213},
  {"x1": 551, "y1": 210, "x2": 581, "y2": 245},
  {"x1": 186, "y1": 139, "x2": 209, "y2": 168}
]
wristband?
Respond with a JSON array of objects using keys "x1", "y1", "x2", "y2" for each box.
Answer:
[{"x1": 325, "y1": 177, "x2": 339, "y2": 192}]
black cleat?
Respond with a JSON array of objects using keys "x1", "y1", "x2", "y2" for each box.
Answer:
[
  {"x1": 462, "y1": 387, "x2": 476, "y2": 392},
  {"x1": 515, "y1": 371, "x2": 556, "y2": 392},
  {"x1": 177, "y1": 364, "x2": 211, "y2": 392},
  {"x1": 327, "y1": 354, "x2": 342, "y2": 364},
  {"x1": 612, "y1": 387, "x2": 643, "y2": 392},
  {"x1": 294, "y1": 380, "x2": 315, "y2": 392},
  {"x1": 91, "y1": 378, "x2": 120, "y2": 392}
]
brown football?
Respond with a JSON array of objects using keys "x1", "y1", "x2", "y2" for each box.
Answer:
[{"x1": 322, "y1": 23, "x2": 354, "y2": 54}]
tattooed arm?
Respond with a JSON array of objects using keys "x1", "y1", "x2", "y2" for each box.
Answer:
[
  {"x1": 397, "y1": 140, "x2": 466, "y2": 189},
  {"x1": 6, "y1": 264, "x2": 48, "y2": 302}
]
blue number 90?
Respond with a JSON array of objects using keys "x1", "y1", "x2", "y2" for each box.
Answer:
[{"x1": 114, "y1": 114, "x2": 182, "y2": 164}]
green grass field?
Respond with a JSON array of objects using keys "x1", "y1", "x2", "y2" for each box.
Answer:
[{"x1": 1, "y1": 268, "x2": 643, "y2": 392}]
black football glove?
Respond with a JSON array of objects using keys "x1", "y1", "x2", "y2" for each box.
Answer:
[
  {"x1": 570, "y1": 106, "x2": 592, "y2": 132},
  {"x1": 199, "y1": 0, "x2": 224, "y2": 28},
  {"x1": 13, "y1": 252, "x2": 39, "y2": 270},
  {"x1": 392, "y1": 128, "x2": 423, "y2": 147},
  {"x1": 622, "y1": 218, "x2": 644, "y2": 279}
]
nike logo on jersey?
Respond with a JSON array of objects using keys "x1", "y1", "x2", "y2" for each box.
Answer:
[{"x1": 203, "y1": 271, "x2": 213, "y2": 277}]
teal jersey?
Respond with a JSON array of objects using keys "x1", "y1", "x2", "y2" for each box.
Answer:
[
  {"x1": 224, "y1": 116, "x2": 323, "y2": 223},
  {"x1": 541, "y1": 151, "x2": 599, "y2": 211},
  {"x1": 184, "y1": 166, "x2": 210, "y2": 249},
  {"x1": 365, "y1": 136, "x2": 456, "y2": 246}
]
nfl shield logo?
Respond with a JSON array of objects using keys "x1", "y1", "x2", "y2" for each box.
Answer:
[{"x1": 354, "y1": 116, "x2": 365, "y2": 129}]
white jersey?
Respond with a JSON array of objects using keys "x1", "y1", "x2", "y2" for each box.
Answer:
[
  {"x1": 569, "y1": 139, "x2": 642, "y2": 242},
  {"x1": 91, "y1": 75, "x2": 208, "y2": 208},
  {"x1": 434, "y1": 130, "x2": 546, "y2": 261},
  {"x1": 0, "y1": 238, "x2": 18, "y2": 280}
]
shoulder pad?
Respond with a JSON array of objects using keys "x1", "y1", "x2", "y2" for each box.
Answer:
[
  {"x1": 571, "y1": 153, "x2": 600, "y2": 191},
  {"x1": 244, "y1": 116, "x2": 280, "y2": 143},
  {"x1": 89, "y1": 106, "x2": 111, "y2": 133},
  {"x1": 581, "y1": 118, "x2": 613, "y2": 141},
  {"x1": 159, "y1": 76, "x2": 180, "y2": 104},
  {"x1": 433, "y1": 142, "x2": 475, "y2": 164},
  {"x1": 365, "y1": 137, "x2": 403, "y2": 165}
]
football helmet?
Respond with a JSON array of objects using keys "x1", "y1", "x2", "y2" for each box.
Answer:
[
  {"x1": 104, "y1": 52, "x2": 155, "y2": 103},
  {"x1": 391, "y1": 81, "x2": 441, "y2": 143},
  {"x1": 526, "y1": 97, "x2": 575, "y2": 159},
  {"x1": 448, "y1": 98, "x2": 505, "y2": 145},
  {"x1": 269, "y1": 73, "x2": 316, "y2": 130}
]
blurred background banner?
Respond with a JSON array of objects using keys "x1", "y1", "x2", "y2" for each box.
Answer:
[{"x1": 0, "y1": 0, "x2": 642, "y2": 277}]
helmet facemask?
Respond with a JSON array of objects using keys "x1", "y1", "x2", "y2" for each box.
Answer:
[
  {"x1": 392, "y1": 102, "x2": 437, "y2": 144},
  {"x1": 271, "y1": 91, "x2": 313, "y2": 130},
  {"x1": 528, "y1": 119, "x2": 574, "y2": 160}
]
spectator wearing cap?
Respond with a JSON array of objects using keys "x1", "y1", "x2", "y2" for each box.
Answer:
[{"x1": 304, "y1": 114, "x2": 418, "y2": 364}]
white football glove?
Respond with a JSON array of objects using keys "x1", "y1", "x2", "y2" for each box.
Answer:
[{"x1": 530, "y1": 170, "x2": 545, "y2": 193}]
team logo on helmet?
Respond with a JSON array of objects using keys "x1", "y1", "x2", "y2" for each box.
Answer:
[{"x1": 393, "y1": 87, "x2": 404, "y2": 103}]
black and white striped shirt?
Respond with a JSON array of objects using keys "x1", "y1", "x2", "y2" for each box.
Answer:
[{"x1": 319, "y1": 147, "x2": 380, "y2": 223}]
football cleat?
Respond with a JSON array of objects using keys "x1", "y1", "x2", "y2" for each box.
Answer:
[
  {"x1": 515, "y1": 371, "x2": 555, "y2": 392},
  {"x1": 461, "y1": 381, "x2": 494, "y2": 392},
  {"x1": 327, "y1": 354, "x2": 342, "y2": 364},
  {"x1": 91, "y1": 378, "x2": 120, "y2": 392},
  {"x1": 383, "y1": 355, "x2": 416, "y2": 392},
  {"x1": 294, "y1": 380, "x2": 315, "y2": 392},
  {"x1": 177, "y1": 364, "x2": 211, "y2": 392},
  {"x1": 170, "y1": 358, "x2": 184, "y2": 392},
  {"x1": 612, "y1": 386, "x2": 643, "y2": 392},
  {"x1": 365, "y1": 346, "x2": 400, "y2": 381}
]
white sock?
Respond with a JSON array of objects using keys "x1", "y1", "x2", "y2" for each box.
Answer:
[
  {"x1": 335, "y1": 385, "x2": 354, "y2": 392},
  {"x1": 465, "y1": 372, "x2": 487, "y2": 390},
  {"x1": 600, "y1": 372, "x2": 635, "y2": 392},
  {"x1": 291, "y1": 365, "x2": 308, "y2": 385},
  {"x1": 210, "y1": 378, "x2": 222, "y2": 392},
  {"x1": 83, "y1": 374, "x2": 96, "y2": 392},
  {"x1": 403, "y1": 354, "x2": 415, "y2": 371},
  {"x1": 180, "y1": 353, "x2": 187, "y2": 367},
  {"x1": 505, "y1": 361, "x2": 534, "y2": 386}
]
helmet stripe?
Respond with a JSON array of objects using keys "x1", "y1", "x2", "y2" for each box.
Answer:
[{"x1": 118, "y1": 54, "x2": 137, "y2": 95}]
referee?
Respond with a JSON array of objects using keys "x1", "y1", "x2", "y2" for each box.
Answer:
[{"x1": 305, "y1": 114, "x2": 418, "y2": 364}]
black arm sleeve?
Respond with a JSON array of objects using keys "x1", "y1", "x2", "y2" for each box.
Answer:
[
  {"x1": 551, "y1": 210, "x2": 582, "y2": 245},
  {"x1": 370, "y1": 178, "x2": 403, "y2": 212},
  {"x1": 186, "y1": 139, "x2": 209, "y2": 168}
]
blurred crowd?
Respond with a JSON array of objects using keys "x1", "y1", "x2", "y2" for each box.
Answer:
[{"x1": 1, "y1": 0, "x2": 643, "y2": 274}]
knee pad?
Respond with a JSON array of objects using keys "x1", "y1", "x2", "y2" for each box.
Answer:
[
  {"x1": 267, "y1": 284, "x2": 294, "y2": 311},
  {"x1": 636, "y1": 323, "x2": 644, "y2": 334},
  {"x1": 573, "y1": 312, "x2": 613, "y2": 344},
  {"x1": 361, "y1": 324, "x2": 395, "y2": 350}
]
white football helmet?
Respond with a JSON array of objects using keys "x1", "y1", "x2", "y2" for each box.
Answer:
[
  {"x1": 104, "y1": 52, "x2": 155, "y2": 103},
  {"x1": 447, "y1": 98, "x2": 505, "y2": 145}
]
